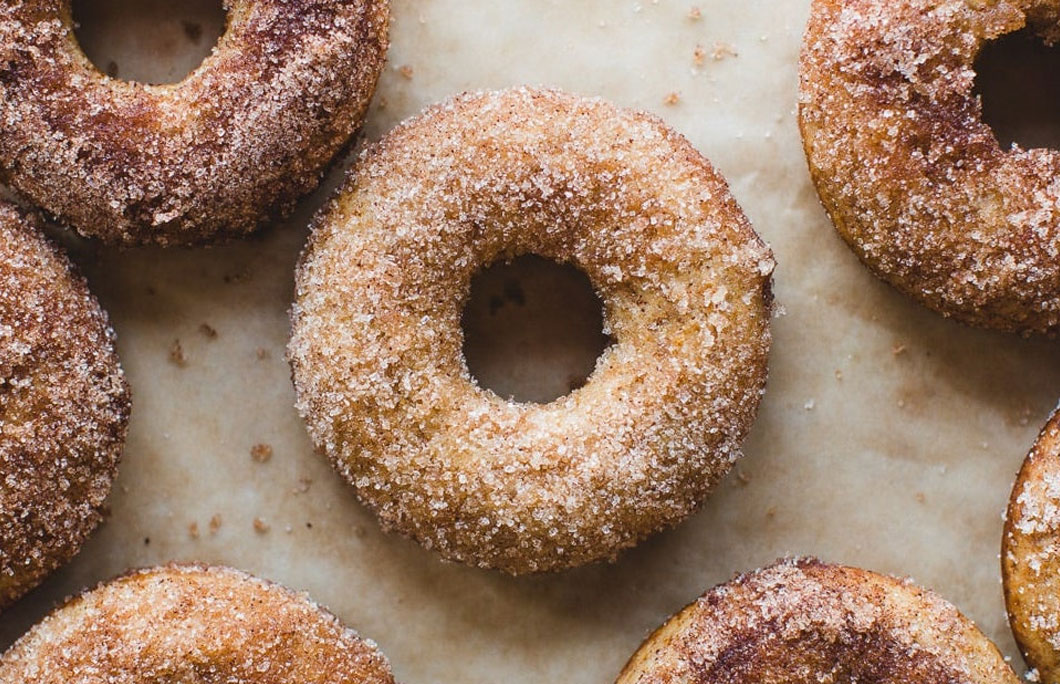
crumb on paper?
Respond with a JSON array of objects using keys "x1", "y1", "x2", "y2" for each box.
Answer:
[
  {"x1": 736, "y1": 470, "x2": 751, "y2": 486},
  {"x1": 765, "y1": 506, "x2": 777, "y2": 519},
  {"x1": 897, "y1": 399, "x2": 907, "y2": 409},
  {"x1": 293, "y1": 475, "x2": 313, "y2": 494},
  {"x1": 251, "y1": 443, "x2": 273, "y2": 463},
  {"x1": 188, "y1": 522, "x2": 199, "y2": 539},
  {"x1": 253, "y1": 517, "x2": 270, "y2": 534},
  {"x1": 377, "y1": 96, "x2": 389, "y2": 111},
  {"x1": 663, "y1": 92, "x2": 681, "y2": 106},
  {"x1": 199, "y1": 323, "x2": 218, "y2": 339},
  {"x1": 398, "y1": 65, "x2": 414, "y2": 80},
  {"x1": 169, "y1": 339, "x2": 187, "y2": 367},
  {"x1": 834, "y1": 369, "x2": 843, "y2": 381},
  {"x1": 256, "y1": 347, "x2": 270, "y2": 360},
  {"x1": 804, "y1": 398, "x2": 815, "y2": 410},
  {"x1": 693, "y1": 44, "x2": 706, "y2": 66},
  {"x1": 209, "y1": 514, "x2": 222, "y2": 534},
  {"x1": 892, "y1": 342, "x2": 907, "y2": 356},
  {"x1": 711, "y1": 42, "x2": 738, "y2": 60},
  {"x1": 687, "y1": 6, "x2": 701, "y2": 20},
  {"x1": 915, "y1": 492, "x2": 926, "y2": 504}
]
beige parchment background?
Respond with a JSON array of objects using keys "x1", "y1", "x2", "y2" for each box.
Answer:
[{"x1": 3, "y1": 1, "x2": 1060, "y2": 681}]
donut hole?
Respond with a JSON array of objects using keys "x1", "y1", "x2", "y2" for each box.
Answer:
[
  {"x1": 974, "y1": 29, "x2": 1060, "y2": 151},
  {"x1": 72, "y1": 0, "x2": 226, "y2": 84},
  {"x1": 461, "y1": 255, "x2": 612, "y2": 404}
]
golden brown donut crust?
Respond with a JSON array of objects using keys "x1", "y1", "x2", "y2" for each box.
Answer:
[
  {"x1": 1003, "y1": 409, "x2": 1060, "y2": 682},
  {"x1": 618, "y1": 558, "x2": 1018, "y2": 684},
  {"x1": 799, "y1": 0, "x2": 1060, "y2": 335},
  {"x1": 0, "y1": 201, "x2": 129, "y2": 611},
  {"x1": 0, "y1": 564, "x2": 395, "y2": 683},
  {"x1": 0, "y1": 0, "x2": 389, "y2": 246},
  {"x1": 289, "y1": 87, "x2": 775, "y2": 574}
]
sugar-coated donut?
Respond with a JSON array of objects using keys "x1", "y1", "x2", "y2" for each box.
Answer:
[
  {"x1": 0, "y1": 0, "x2": 389, "y2": 246},
  {"x1": 1003, "y1": 409, "x2": 1060, "y2": 682},
  {"x1": 0, "y1": 201, "x2": 129, "y2": 611},
  {"x1": 289, "y1": 87, "x2": 775, "y2": 574},
  {"x1": 618, "y1": 558, "x2": 1018, "y2": 683},
  {"x1": 799, "y1": 0, "x2": 1060, "y2": 335},
  {"x1": 0, "y1": 564, "x2": 395, "y2": 683}
]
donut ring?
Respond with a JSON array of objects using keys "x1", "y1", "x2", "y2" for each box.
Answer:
[
  {"x1": 0, "y1": 201, "x2": 129, "y2": 611},
  {"x1": 1003, "y1": 409, "x2": 1060, "y2": 681},
  {"x1": 288, "y1": 87, "x2": 775, "y2": 574},
  {"x1": 799, "y1": 0, "x2": 1060, "y2": 334},
  {"x1": 0, "y1": 0, "x2": 389, "y2": 246},
  {"x1": 0, "y1": 564, "x2": 395, "y2": 683},
  {"x1": 618, "y1": 558, "x2": 1018, "y2": 683}
]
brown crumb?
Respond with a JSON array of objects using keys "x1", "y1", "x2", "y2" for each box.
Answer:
[
  {"x1": 834, "y1": 369, "x2": 843, "y2": 381},
  {"x1": 398, "y1": 65, "x2": 414, "y2": 80},
  {"x1": 168, "y1": 339, "x2": 187, "y2": 367},
  {"x1": 892, "y1": 342, "x2": 908, "y2": 356},
  {"x1": 188, "y1": 522, "x2": 199, "y2": 539},
  {"x1": 250, "y1": 443, "x2": 273, "y2": 463},
  {"x1": 293, "y1": 476, "x2": 313, "y2": 494},
  {"x1": 256, "y1": 347, "x2": 270, "y2": 360},
  {"x1": 693, "y1": 44, "x2": 707, "y2": 66},
  {"x1": 765, "y1": 506, "x2": 777, "y2": 519},
  {"x1": 377, "y1": 96, "x2": 389, "y2": 111},
  {"x1": 735, "y1": 470, "x2": 751, "y2": 485},
  {"x1": 687, "y1": 6, "x2": 701, "y2": 20},
  {"x1": 663, "y1": 92, "x2": 681, "y2": 106},
  {"x1": 253, "y1": 518, "x2": 270, "y2": 534},
  {"x1": 915, "y1": 492, "x2": 926, "y2": 504},
  {"x1": 711, "y1": 42, "x2": 738, "y2": 60},
  {"x1": 209, "y1": 514, "x2": 222, "y2": 534},
  {"x1": 199, "y1": 323, "x2": 218, "y2": 339}
]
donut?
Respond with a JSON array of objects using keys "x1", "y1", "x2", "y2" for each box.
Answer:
[
  {"x1": 288, "y1": 87, "x2": 775, "y2": 574},
  {"x1": 1003, "y1": 409, "x2": 1060, "y2": 681},
  {"x1": 618, "y1": 558, "x2": 1018, "y2": 683},
  {"x1": 799, "y1": 0, "x2": 1060, "y2": 335},
  {"x1": 0, "y1": 0, "x2": 389, "y2": 246},
  {"x1": 0, "y1": 200, "x2": 129, "y2": 611},
  {"x1": 0, "y1": 564, "x2": 395, "y2": 683}
]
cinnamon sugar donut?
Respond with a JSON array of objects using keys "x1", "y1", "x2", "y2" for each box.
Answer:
[
  {"x1": 0, "y1": 201, "x2": 129, "y2": 611},
  {"x1": 0, "y1": 564, "x2": 395, "y2": 683},
  {"x1": 618, "y1": 558, "x2": 1018, "y2": 683},
  {"x1": 0, "y1": 0, "x2": 389, "y2": 246},
  {"x1": 288, "y1": 87, "x2": 775, "y2": 574},
  {"x1": 799, "y1": 0, "x2": 1060, "y2": 334},
  {"x1": 1003, "y1": 409, "x2": 1060, "y2": 681}
]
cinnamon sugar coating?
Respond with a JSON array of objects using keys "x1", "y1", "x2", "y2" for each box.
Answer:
[
  {"x1": 1003, "y1": 409, "x2": 1060, "y2": 681},
  {"x1": 799, "y1": 0, "x2": 1060, "y2": 334},
  {"x1": 0, "y1": 0, "x2": 389, "y2": 246},
  {"x1": 288, "y1": 87, "x2": 775, "y2": 574},
  {"x1": 0, "y1": 201, "x2": 129, "y2": 611},
  {"x1": 618, "y1": 558, "x2": 1018, "y2": 683},
  {"x1": 0, "y1": 564, "x2": 395, "y2": 683}
]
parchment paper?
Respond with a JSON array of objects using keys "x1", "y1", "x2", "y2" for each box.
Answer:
[{"x1": 3, "y1": 1, "x2": 1060, "y2": 681}]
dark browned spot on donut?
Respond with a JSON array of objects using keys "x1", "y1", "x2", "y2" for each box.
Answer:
[
  {"x1": 72, "y1": 0, "x2": 225, "y2": 85},
  {"x1": 975, "y1": 29, "x2": 1060, "y2": 151},
  {"x1": 461, "y1": 255, "x2": 612, "y2": 404}
]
